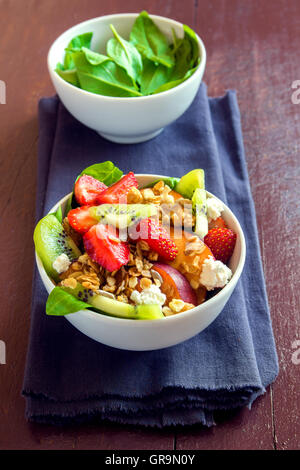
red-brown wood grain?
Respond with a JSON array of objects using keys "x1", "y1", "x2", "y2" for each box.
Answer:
[{"x1": 0, "y1": 0, "x2": 299, "y2": 450}]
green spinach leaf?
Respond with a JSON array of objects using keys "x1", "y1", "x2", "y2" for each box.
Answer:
[
  {"x1": 153, "y1": 62, "x2": 199, "y2": 94},
  {"x1": 81, "y1": 47, "x2": 111, "y2": 66},
  {"x1": 46, "y1": 286, "x2": 92, "y2": 316},
  {"x1": 151, "y1": 24, "x2": 200, "y2": 94},
  {"x1": 63, "y1": 32, "x2": 93, "y2": 70},
  {"x1": 79, "y1": 161, "x2": 123, "y2": 186},
  {"x1": 183, "y1": 24, "x2": 199, "y2": 68},
  {"x1": 130, "y1": 11, "x2": 175, "y2": 68},
  {"x1": 171, "y1": 28, "x2": 183, "y2": 55},
  {"x1": 55, "y1": 63, "x2": 79, "y2": 87},
  {"x1": 65, "y1": 162, "x2": 123, "y2": 216},
  {"x1": 143, "y1": 176, "x2": 180, "y2": 190},
  {"x1": 139, "y1": 58, "x2": 170, "y2": 95},
  {"x1": 54, "y1": 205, "x2": 63, "y2": 223},
  {"x1": 107, "y1": 24, "x2": 143, "y2": 86},
  {"x1": 73, "y1": 51, "x2": 142, "y2": 97},
  {"x1": 64, "y1": 192, "x2": 76, "y2": 216}
]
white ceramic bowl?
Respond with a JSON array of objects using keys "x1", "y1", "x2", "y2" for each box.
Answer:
[
  {"x1": 35, "y1": 174, "x2": 246, "y2": 351},
  {"x1": 47, "y1": 13, "x2": 206, "y2": 144}
]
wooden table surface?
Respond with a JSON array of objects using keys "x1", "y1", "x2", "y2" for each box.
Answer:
[{"x1": 0, "y1": 0, "x2": 299, "y2": 450}]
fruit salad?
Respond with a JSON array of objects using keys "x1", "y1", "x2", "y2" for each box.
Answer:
[{"x1": 34, "y1": 162, "x2": 237, "y2": 320}]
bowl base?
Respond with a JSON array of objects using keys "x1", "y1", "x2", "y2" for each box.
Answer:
[{"x1": 97, "y1": 128, "x2": 164, "y2": 144}]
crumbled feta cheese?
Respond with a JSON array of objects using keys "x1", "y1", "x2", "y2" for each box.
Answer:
[
  {"x1": 130, "y1": 285, "x2": 166, "y2": 306},
  {"x1": 206, "y1": 197, "x2": 224, "y2": 222},
  {"x1": 52, "y1": 253, "x2": 71, "y2": 274},
  {"x1": 200, "y1": 256, "x2": 232, "y2": 291}
]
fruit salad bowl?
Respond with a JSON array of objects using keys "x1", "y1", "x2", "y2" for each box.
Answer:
[{"x1": 35, "y1": 173, "x2": 246, "y2": 351}]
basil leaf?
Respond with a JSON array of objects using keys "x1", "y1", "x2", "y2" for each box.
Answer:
[
  {"x1": 143, "y1": 177, "x2": 180, "y2": 190},
  {"x1": 63, "y1": 32, "x2": 93, "y2": 70},
  {"x1": 46, "y1": 287, "x2": 92, "y2": 316},
  {"x1": 130, "y1": 11, "x2": 175, "y2": 68},
  {"x1": 139, "y1": 58, "x2": 170, "y2": 95},
  {"x1": 73, "y1": 51, "x2": 142, "y2": 97},
  {"x1": 107, "y1": 24, "x2": 143, "y2": 86},
  {"x1": 79, "y1": 161, "x2": 123, "y2": 186}
]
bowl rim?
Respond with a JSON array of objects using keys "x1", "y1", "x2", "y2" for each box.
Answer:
[
  {"x1": 35, "y1": 173, "x2": 246, "y2": 327},
  {"x1": 47, "y1": 12, "x2": 207, "y2": 102}
]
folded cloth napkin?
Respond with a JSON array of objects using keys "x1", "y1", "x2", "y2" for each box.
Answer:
[{"x1": 22, "y1": 83, "x2": 278, "y2": 427}]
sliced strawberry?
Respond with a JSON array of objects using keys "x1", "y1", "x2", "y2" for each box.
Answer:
[
  {"x1": 134, "y1": 218, "x2": 178, "y2": 261},
  {"x1": 74, "y1": 174, "x2": 107, "y2": 206},
  {"x1": 83, "y1": 224, "x2": 130, "y2": 272},
  {"x1": 96, "y1": 172, "x2": 138, "y2": 204},
  {"x1": 67, "y1": 206, "x2": 98, "y2": 234},
  {"x1": 204, "y1": 228, "x2": 237, "y2": 264}
]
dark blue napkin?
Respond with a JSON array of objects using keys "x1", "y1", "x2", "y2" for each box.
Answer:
[{"x1": 22, "y1": 83, "x2": 278, "y2": 427}]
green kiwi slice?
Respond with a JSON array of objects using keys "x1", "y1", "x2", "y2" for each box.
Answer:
[
  {"x1": 92, "y1": 203, "x2": 159, "y2": 228},
  {"x1": 175, "y1": 169, "x2": 205, "y2": 199},
  {"x1": 34, "y1": 214, "x2": 81, "y2": 281}
]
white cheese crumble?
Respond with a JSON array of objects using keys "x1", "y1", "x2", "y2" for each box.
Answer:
[
  {"x1": 206, "y1": 197, "x2": 224, "y2": 223},
  {"x1": 130, "y1": 285, "x2": 166, "y2": 306},
  {"x1": 52, "y1": 253, "x2": 71, "y2": 274},
  {"x1": 200, "y1": 256, "x2": 232, "y2": 291}
]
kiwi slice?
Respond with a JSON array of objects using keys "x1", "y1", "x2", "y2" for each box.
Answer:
[
  {"x1": 90, "y1": 293, "x2": 164, "y2": 320},
  {"x1": 134, "y1": 304, "x2": 164, "y2": 320},
  {"x1": 62, "y1": 283, "x2": 164, "y2": 320},
  {"x1": 92, "y1": 204, "x2": 158, "y2": 229},
  {"x1": 175, "y1": 169, "x2": 205, "y2": 199},
  {"x1": 34, "y1": 214, "x2": 81, "y2": 281}
]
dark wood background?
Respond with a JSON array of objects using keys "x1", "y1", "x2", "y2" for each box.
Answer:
[{"x1": 0, "y1": 0, "x2": 299, "y2": 450}]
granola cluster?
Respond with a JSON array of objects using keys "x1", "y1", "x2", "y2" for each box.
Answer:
[
  {"x1": 163, "y1": 299, "x2": 196, "y2": 316},
  {"x1": 59, "y1": 243, "x2": 195, "y2": 314},
  {"x1": 59, "y1": 243, "x2": 159, "y2": 302},
  {"x1": 127, "y1": 181, "x2": 195, "y2": 229},
  {"x1": 180, "y1": 232, "x2": 207, "y2": 290}
]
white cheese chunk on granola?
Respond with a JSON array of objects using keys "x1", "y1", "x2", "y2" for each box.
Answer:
[
  {"x1": 200, "y1": 256, "x2": 232, "y2": 291},
  {"x1": 52, "y1": 253, "x2": 71, "y2": 274},
  {"x1": 206, "y1": 197, "x2": 224, "y2": 223},
  {"x1": 130, "y1": 285, "x2": 166, "y2": 306}
]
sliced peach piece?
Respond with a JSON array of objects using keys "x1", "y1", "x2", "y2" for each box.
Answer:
[
  {"x1": 152, "y1": 263, "x2": 197, "y2": 305},
  {"x1": 208, "y1": 216, "x2": 227, "y2": 230},
  {"x1": 166, "y1": 228, "x2": 213, "y2": 301}
]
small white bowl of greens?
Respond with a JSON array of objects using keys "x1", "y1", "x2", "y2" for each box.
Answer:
[{"x1": 47, "y1": 11, "x2": 206, "y2": 143}]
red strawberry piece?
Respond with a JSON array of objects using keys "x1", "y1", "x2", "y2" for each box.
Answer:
[
  {"x1": 96, "y1": 172, "x2": 138, "y2": 204},
  {"x1": 83, "y1": 224, "x2": 130, "y2": 272},
  {"x1": 67, "y1": 206, "x2": 98, "y2": 234},
  {"x1": 204, "y1": 228, "x2": 237, "y2": 264},
  {"x1": 135, "y1": 218, "x2": 178, "y2": 261},
  {"x1": 74, "y1": 174, "x2": 107, "y2": 206}
]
